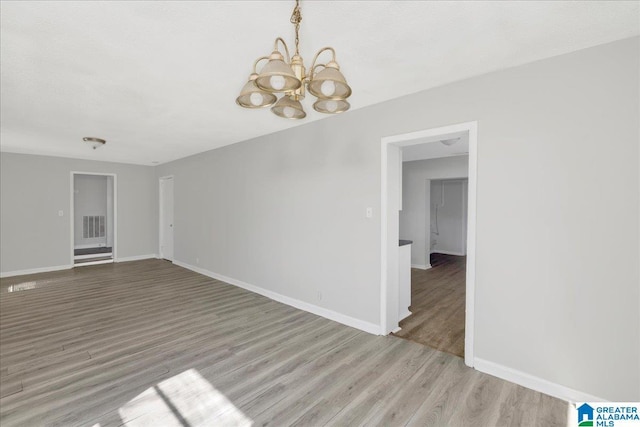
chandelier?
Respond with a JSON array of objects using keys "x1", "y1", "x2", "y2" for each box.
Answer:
[{"x1": 236, "y1": 0, "x2": 352, "y2": 119}]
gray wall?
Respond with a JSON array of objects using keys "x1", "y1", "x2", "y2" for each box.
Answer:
[
  {"x1": 400, "y1": 156, "x2": 469, "y2": 266},
  {"x1": 0, "y1": 153, "x2": 158, "y2": 272},
  {"x1": 157, "y1": 37, "x2": 639, "y2": 400}
]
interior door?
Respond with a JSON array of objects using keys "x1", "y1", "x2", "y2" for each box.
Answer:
[
  {"x1": 431, "y1": 179, "x2": 467, "y2": 255},
  {"x1": 160, "y1": 177, "x2": 174, "y2": 261}
]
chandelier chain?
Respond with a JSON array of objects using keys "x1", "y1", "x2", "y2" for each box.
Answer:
[{"x1": 290, "y1": 0, "x2": 302, "y2": 56}]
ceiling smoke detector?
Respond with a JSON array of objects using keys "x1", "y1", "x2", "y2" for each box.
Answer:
[
  {"x1": 440, "y1": 138, "x2": 460, "y2": 146},
  {"x1": 83, "y1": 137, "x2": 106, "y2": 150}
]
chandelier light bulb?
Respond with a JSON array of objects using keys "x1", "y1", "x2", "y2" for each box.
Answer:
[
  {"x1": 324, "y1": 100, "x2": 338, "y2": 113},
  {"x1": 320, "y1": 80, "x2": 336, "y2": 97},
  {"x1": 249, "y1": 92, "x2": 264, "y2": 106},
  {"x1": 283, "y1": 106, "x2": 296, "y2": 118},
  {"x1": 270, "y1": 75, "x2": 286, "y2": 91}
]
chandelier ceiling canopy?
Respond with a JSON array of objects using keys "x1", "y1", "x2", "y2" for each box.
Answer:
[
  {"x1": 236, "y1": 0, "x2": 352, "y2": 120},
  {"x1": 83, "y1": 137, "x2": 106, "y2": 150}
]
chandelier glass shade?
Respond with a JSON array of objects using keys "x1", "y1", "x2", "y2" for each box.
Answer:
[
  {"x1": 271, "y1": 95, "x2": 307, "y2": 119},
  {"x1": 313, "y1": 98, "x2": 350, "y2": 114},
  {"x1": 236, "y1": 0, "x2": 351, "y2": 120},
  {"x1": 307, "y1": 60, "x2": 352, "y2": 100},
  {"x1": 236, "y1": 79, "x2": 278, "y2": 110},
  {"x1": 255, "y1": 50, "x2": 301, "y2": 93}
]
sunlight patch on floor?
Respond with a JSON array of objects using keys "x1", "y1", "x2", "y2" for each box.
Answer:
[
  {"x1": 118, "y1": 368, "x2": 253, "y2": 426},
  {"x1": 7, "y1": 281, "x2": 40, "y2": 292}
]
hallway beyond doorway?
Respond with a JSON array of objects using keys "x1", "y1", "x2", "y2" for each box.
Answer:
[{"x1": 393, "y1": 253, "x2": 466, "y2": 357}]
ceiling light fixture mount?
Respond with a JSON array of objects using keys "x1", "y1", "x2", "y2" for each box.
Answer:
[
  {"x1": 83, "y1": 137, "x2": 106, "y2": 150},
  {"x1": 236, "y1": 0, "x2": 351, "y2": 119},
  {"x1": 440, "y1": 138, "x2": 461, "y2": 146}
]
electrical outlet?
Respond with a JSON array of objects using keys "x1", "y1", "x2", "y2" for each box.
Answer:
[
  {"x1": 317, "y1": 291, "x2": 323, "y2": 301},
  {"x1": 366, "y1": 207, "x2": 373, "y2": 218},
  {"x1": 196, "y1": 258, "x2": 200, "y2": 264}
]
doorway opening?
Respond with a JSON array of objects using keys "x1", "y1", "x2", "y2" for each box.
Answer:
[
  {"x1": 381, "y1": 121, "x2": 477, "y2": 367},
  {"x1": 71, "y1": 172, "x2": 116, "y2": 266},
  {"x1": 159, "y1": 176, "x2": 174, "y2": 262},
  {"x1": 394, "y1": 177, "x2": 468, "y2": 357}
]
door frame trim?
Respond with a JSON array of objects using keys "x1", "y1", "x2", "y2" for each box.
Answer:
[
  {"x1": 70, "y1": 171, "x2": 117, "y2": 266},
  {"x1": 380, "y1": 121, "x2": 478, "y2": 368},
  {"x1": 159, "y1": 175, "x2": 174, "y2": 261}
]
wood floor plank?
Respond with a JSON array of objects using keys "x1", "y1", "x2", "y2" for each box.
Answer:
[
  {"x1": 315, "y1": 341, "x2": 436, "y2": 427},
  {"x1": 394, "y1": 253, "x2": 466, "y2": 357},
  {"x1": 350, "y1": 349, "x2": 454, "y2": 426},
  {"x1": 0, "y1": 377, "x2": 22, "y2": 399},
  {"x1": 0, "y1": 259, "x2": 568, "y2": 426},
  {"x1": 248, "y1": 334, "x2": 396, "y2": 426},
  {"x1": 405, "y1": 357, "x2": 480, "y2": 426}
]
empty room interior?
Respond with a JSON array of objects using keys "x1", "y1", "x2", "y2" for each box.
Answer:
[{"x1": 0, "y1": 1, "x2": 639, "y2": 426}]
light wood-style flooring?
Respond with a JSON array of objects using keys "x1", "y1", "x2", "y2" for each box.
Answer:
[
  {"x1": 0, "y1": 259, "x2": 567, "y2": 426},
  {"x1": 394, "y1": 253, "x2": 466, "y2": 357}
]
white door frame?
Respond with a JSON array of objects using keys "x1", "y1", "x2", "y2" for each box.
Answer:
[
  {"x1": 159, "y1": 175, "x2": 174, "y2": 261},
  {"x1": 380, "y1": 121, "x2": 478, "y2": 367},
  {"x1": 70, "y1": 171, "x2": 117, "y2": 265}
]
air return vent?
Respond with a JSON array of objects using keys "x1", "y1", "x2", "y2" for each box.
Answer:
[{"x1": 83, "y1": 216, "x2": 105, "y2": 239}]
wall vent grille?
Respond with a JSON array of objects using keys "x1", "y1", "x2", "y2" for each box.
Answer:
[{"x1": 83, "y1": 215, "x2": 106, "y2": 239}]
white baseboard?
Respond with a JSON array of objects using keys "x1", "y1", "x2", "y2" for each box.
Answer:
[
  {"x1": 474, "y1": 357, "x2": 605, "y2": 403},
  {"x1": 74, "y1": 259, "x2": 114, "y2": 267},
  {"x1": 74, "y1": 252, "x2": 113, "y2": 260},
  {"x1": 399, "y1": 310, "x2": 412, "y2": 321},
  {"x1": 74, "y1": 243, "x2": 109, "y2": 249},
  {"x1": 0, "y1": 254, "x2": 158, "y2": 278},
  {"x1": 115, "y1": 254, "x2": 158, "y2": 263},
  {"x1": 0, "y1": 264, "x2": 72, "y2": 278},
  {"x1": 431, "y1": 250, "x2": 466, "y2": 256},
  {"x1": 411, "y1": 264, "x2": 431, "y2": 270},
  {"x1": 173, "y1": 260, "x2": 381, "y2": 335}
]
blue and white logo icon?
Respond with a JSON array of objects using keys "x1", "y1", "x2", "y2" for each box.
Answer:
[
  {"x1": 578, "y1": 403, "x2": 594, "y2": 426},
  {"x1": 575, "y1": 402, "x2": 640, "y2": 427}
]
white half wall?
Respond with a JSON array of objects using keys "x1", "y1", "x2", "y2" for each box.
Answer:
[
  {"x1": 0, "y1": 153, "x2": 158, "y2": 273},
  {"x1": 400, "y1": 156, "x2": 469, "y2": 267}
]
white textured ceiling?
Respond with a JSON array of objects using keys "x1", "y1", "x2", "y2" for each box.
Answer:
[{"x1": 1, "y1": 1, "x2": 638, "y2": 165}]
